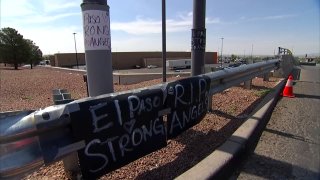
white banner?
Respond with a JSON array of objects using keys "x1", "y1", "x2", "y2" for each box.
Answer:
[{"x1": 82, "y1": 10, "x2": 111, "y2": 51}]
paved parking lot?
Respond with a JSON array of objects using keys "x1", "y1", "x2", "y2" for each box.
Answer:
[{"x1": 113, "y1": 63, "x2": 228, "y2": 74}]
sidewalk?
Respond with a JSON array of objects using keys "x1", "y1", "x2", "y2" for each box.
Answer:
[{"x1": 234, "y1": 65, "x2": 320, "y2": 179}]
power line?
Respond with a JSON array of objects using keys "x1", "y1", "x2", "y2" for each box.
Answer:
[{"x1": 220, "y1": 37, "x2": 224, "y2": 67}]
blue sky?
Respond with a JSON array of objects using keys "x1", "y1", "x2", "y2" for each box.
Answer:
[{"x1": 1, "y1": 0, "x2": 319, "y2": 56}]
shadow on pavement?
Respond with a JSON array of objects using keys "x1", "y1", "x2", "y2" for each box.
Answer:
[
  {"x1": 294, "y1": 93, "x2": 320, "y2": 100},
  {"x1": 264, "y1": 128, "x2": 319, "y2": 145},
  {"x1": 235, "y1": 153, "x2": 319, "y2": 179}
]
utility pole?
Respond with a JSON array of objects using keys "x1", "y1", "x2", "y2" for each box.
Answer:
[
  {"x1": 220, "y1": 37, "x2": 224, "y2": 67},
  {"x1": 162, "y1": 0, "x2": 166, "y2": 82},
  {"x1": 251, "y1": 44, "x2": 253, "y2": 62},
  {"x1": 73, "y1": 32, "x2": 79, "y2": 69},
  {"x1": 191, "y1": 0, "x2": 206, "y2": 76},
  {"x1": 81, "y1": 0, "x2": 113, "y2": 96}
]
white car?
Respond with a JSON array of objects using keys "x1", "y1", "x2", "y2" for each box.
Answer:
[
  {"x1": 39, "y1": 60, "x2": 50, "y2": 65},
  {"x1": 147, "y1": 65, "x2": 158, "y2": 69}
]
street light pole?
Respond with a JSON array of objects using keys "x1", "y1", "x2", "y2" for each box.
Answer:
[
  {"x1": 220, "y1": 37, "x2": 224, "y2": 67},
  {"x1": 73, "y1": 32, "x2": 79, "y2": 69},
  {"x1": 162, "y1": 0, "x2": 166, "y2": 82},
  {"x1": 191, "y1": 0, "x2": 206, "y2": 76},
  {"x1": 251, "y1": 44, "x2": 253, "y2": 62}
]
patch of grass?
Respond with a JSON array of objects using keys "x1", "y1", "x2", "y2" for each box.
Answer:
[
  {"x1": 21, "y1": 96, "x2": 33, "y2": 100},
  {"x1": 255, "y1": 89, "x2": 273, "y2": 97},
  {"x1": 227, "y1": 104, "x2": 238, "y2": 115}
]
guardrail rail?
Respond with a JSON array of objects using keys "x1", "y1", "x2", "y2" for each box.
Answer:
[{"x1": 0, "y1": 59, "x2": 281, "y2": 179}]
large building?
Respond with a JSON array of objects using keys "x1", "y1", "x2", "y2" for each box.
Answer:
[{"x1": 50, "y1": 51, "x2": 218, "y2": 70}]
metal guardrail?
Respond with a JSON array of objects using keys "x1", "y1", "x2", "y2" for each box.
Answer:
[
  {"x1": 0, "y1": 59, "x2": 280, "y2": 178},
  {"x1": 278, "y1": 47, "x2": 292, "y2": 55}
]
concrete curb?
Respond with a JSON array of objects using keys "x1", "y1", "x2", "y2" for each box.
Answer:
[
  {"x1": 41, "y1": 66, "x2": 189, "y2": 85},
  {"x1": 44, "y1": 66, "x2": 86, "y2": 73},
  {"x1": 175, "y1": 79, "x2": 286, "y2": 180}
]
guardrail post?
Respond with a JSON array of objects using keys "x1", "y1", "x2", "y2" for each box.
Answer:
[
  {"x1": 62, "y1": 152, "x2": 80, "y2": 179},
  {"x1": 244, "y1": 78, "x2": 252, "y2": 89},
  {"x1": 207, "y1": 93, "x2": 213, "y2": 112},
  {"x1": 52, "y1": 89, "x2": 79, "y2": 179},
  {"x1": 83, "y1": 74, "x2": 89, "y2": 97},
  {"x1": 244, "y1": 59, "x2": 253, "y2": 89},
  {"x1": 263, "y1": 72, "x2": 270, "y2": 81}
]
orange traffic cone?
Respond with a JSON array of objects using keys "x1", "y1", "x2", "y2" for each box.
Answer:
[{"x1": 282, "y1": 74, "x2": 295, "y2": 98}]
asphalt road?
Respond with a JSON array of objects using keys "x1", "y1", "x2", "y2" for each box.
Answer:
[{"x1": 233, "y1": 65, "x2": 320, "y2": 179}]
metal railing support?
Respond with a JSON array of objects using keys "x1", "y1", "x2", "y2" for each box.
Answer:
[
  {"x1": 63, "y1": 152, "x2": 80, "y2": 179},
  {"x1": 83, "y1": 74, "x2": 89, "y2": 97},
  {"x1": 244, "y1": 58, "x2": 253, "y2": 89},
  {"x1": 207, "y1": 94, "x2": 214, "y2": 112},
  {"x1": 263, "y1": 73, "x2": 270, "y2": 81},
  {"x1": 51, "y1": 89, "x2": 79, "y2": 179}
]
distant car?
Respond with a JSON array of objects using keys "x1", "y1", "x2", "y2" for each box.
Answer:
[
  {"x1": 215, "y1": 66, "x2": 224, "y2": 70},
  {"x1": 240, "y1": 60, "x2": 246, "y2": 64},
  {"x1": 228, "y1": 62, "x2": 242, "y2": 68},
  {"x1": 22, "y1": 64, "x2": 31, "y2": 68},
  {"x1": 134, "y1": 65, "x2": 141, "y2": 69},
  {"x1": 147, "y1": 65, "x2": 158, "y2": 69},
  {"x1": 39, "y1": 60, "x2": 50, "y2": 65}
]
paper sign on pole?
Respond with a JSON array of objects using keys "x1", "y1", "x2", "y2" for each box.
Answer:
[{"x1": 82, "y1": 10, "x2": 111, "y2": 51}]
